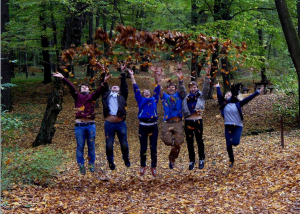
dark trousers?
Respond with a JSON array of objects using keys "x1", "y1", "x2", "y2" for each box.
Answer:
[
  {"x1": 139, "y1": 124, "x2": 158, "y2": 168},
  {"x1": 225, "y1": 125, "x2": 243, "y2": 163},
  {"x1": 184, "y1": 119, "x2": 205, "y2": 162}
]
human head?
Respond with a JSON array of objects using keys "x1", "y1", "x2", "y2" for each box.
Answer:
[
  {"x1": 111, "y1": 85, "x2": 120, "y2": 93},
  {"x1": 79, "y1": 83, "x2": 90, "y2": 93},
  {"x1": 189, "y1": 81, "x2": 199, "y2": 94},
  {"x1": 142, "y1": 89, "x2": 151, "y2": 98},
  {"x1": 167, "y1": 82, "x2": 177, "y2": 95}
]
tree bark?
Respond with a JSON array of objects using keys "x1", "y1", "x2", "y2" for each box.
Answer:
[
  {"x1": 275, "y1": 0, "x2": 300, "y2": 127},
  {"x1": 40, "y1": 6, "x2": 52, "y2": 84},
  {"x1": 1, "y1": 0, "x2": 13, "y2": 111},
  {"x1": 258, "y1": 28, "x2": 267, "y2": 82},
  {"x1": 33, "y1": 78, "x2": 64, "y2": 147}
]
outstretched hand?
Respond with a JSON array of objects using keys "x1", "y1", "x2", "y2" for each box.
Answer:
[
  {"x1": 104, "y1": 73, "x2": 111, "y2": 83},
  {"x1": 120, "y1": 61, "x2": 127, "y2": 72},
  {"x1": 259, "y1": 87, "x2": 264, "y2": 94},
  {"x1": 127, "y1": 68, "x2": 134, "y2": 76},
  {"x1": 53, "y1": 72, "x2": 64, "y2": 79},
  {"x1": 202, "y1": 64, "x2": 211, "y2": 76},
  {"x1": 214, "y1": 82, "x2": 220, "y2": 87},
  {"x1": 177, "y1": 61, "x2": 184, "y2": 70}
]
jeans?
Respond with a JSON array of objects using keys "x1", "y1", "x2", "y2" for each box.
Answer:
[
  {"x1": 225, "y1": 125, "x2": 243, "y2": 163},
  {"x1": 74, "y1": 124, "x2": 96, "y2": 165},
  {"x1": 105, "y1": 120, "x2": 129, "y2": 163},
  {"x1": 139, "y1": 124, "x2": 158, "y2": 168},
  {"x1": 184, "y1": 119, "x2": 205, "y2": 162}
]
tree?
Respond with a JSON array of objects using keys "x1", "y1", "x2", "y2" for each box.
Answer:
[
  {"x1": 275, "y1": 0, "x2": 300, "y2": 127},
  {"x1": 1, "y1": 0, "x2": 13, "y2": 111}
]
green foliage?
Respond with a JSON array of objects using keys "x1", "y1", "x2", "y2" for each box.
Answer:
[
  {"x1": 269, "y1": 68, "x2": 299, "y2": 119},
  {"x1": 1, "y1": 146, "x2": 64, "y2": 191},
  {"x1": 1, "y1": 109, "x2": 24, "y2": 142}
]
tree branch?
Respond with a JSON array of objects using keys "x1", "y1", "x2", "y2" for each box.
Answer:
[{"x1": 231, "y1": 7, "x2": 276, "y2": 19}]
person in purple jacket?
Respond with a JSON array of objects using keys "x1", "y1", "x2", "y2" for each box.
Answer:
[
  {"x1": 53, "y1": 71, "x2": 110, "y2": 175},
  {"x1": 128, "y1": 68, "x2": 161, "y2": 177},
  {"x1": 215, "y1": 82, "x2": 264, "y2": 167}
]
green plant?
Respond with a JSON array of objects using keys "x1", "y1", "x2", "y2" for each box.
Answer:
[
  {"x1": 1, "y1": 109, "x2": 24, "y2": 142},
  {"x1": 1, "y1": 146, "x2": 64, "y2": 191}
]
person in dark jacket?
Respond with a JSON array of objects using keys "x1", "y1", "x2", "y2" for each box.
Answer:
[
  {"x1": 128, "y1": 68, "x2": 161, "y2": 177},
  {"x1": 53, "y1": 71, "x2": 110, "y2": 175},
  {"x1": 102, "y1": 62, "x2": 130, "y2": 170},
  {"x1": 181, "y1": 65, "x2": 211, "y2": 170},
  {"x1": 215, "y1": 82, "x2": 264, "y2": 167}
]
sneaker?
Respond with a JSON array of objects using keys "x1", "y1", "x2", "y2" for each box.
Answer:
[
  {"x1": 169, "y1": 161, "x2": 175, "y2": 169},
  {"x1": 140, "y1": 167, "x2": 146, "y2": 176},
  {"x1": 151, "y1": 167, "x2": 157, "y2": 177},
  {"x1": 89, "y1": 164, "x2": 95, "y2": 172},
  {"x1": 188, "y1": 162, "x2": 195, "y2": 170},
  {"x1": 124, "y1": 158, "x2": 131, "y2": 167},
  {"x1": 199, "y1": 160, "x2": 204, "y2": 169},
  {"x1": 229, "y1": 162, "x2": 234, "y2": 167},
  {"x1": 109, "y1": 162, "x2": 116, "y2": 170},
  {"x1": 79, "y1": 164, "x2": 86, "y2": 175}
]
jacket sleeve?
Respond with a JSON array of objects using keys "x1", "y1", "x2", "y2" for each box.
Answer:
[
  {"x1": 216, "y1": 86, "x2": 224, "y2": 106},
  {"x1": 153, "y1": 85, "x2": 161, "y2": 104},
  {"x1": 120, "y1": 73, "x2": 128, "y2": 101},
  {"x1": 177, "y1": 80, "x2": 187, "y2": 99},
  {"x1": 133, "y1": 84, "x2": 142, "y2": 103},
  {"x1": 90, "y1": 83, "x2": 109, "y2": 100},
  {"x1": 201, "y1": 76, "x2": 211, "y2": 100},
  {"x1": 62, "y1": 78, "x2": 78, "y2": 99},
  {"x1": 239, "y1": 90, "x2": 260, "y2": 107}
]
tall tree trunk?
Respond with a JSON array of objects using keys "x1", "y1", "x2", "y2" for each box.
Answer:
[
  {"x1": 33, "y1": 78, "x2": 64, "y2": 147},
  {"x1": 220, "y1": 47, "x2": 230, "y2": 93},
  {"x1": 275, "y1": 0, "x2": 300, "y2": 127},
  {"x1": 298, "y1": 0, "x2": 300, "y2": 38},
  {"x1": 1, "y1": 0, "x2": 13, "y2": 111},
  {"x1": 258, "y1": 28, "x2": 267, "y2": 82},
  {"x1": 207, "y1": 43, "x2": 219, "y2": 99},
  {"x1": 190, "y1": 0, "x2": 199, "y2": 81},
  {"x1": 24, "y1": 51, "x2": 28, "y2": 78},
  {"x1": 40, "y1": 7, "x2": 52, "y2": 84}
]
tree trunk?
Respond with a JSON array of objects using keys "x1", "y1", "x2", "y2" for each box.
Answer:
[
  {"x1": 33, "y1": 78, "x2": 64, "y2": 147},
  {"x1": 207, "y1": 44, "x2": 219, "y2": 99},
  {"x1": 190, "y1": 0, "x2": 199, "y2": 81},
  {"x1": 298, "y1": 0, "x2": 300, "y2": 38},
  {"x1": 1, "y1": 0, "x2": 13, "y2": 111},
  {"x1": 275, "y1": 0, "x2": 300, "y2": 127},
  {"x1": 40, "y1": 7, "x2": 52, "y2": 84},
  {"x1": 258, "y1": 28, "x2": 267, "y2": 82}
]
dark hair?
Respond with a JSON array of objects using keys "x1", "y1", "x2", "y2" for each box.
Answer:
[
  {"x1": 189, "y1": 81, "x2": 198, "y2": 87},
  {"x1": 229, "y1": 83, "x2": 242, "y2": 103},
  {"x1": 167, "y1": 81, "x2": 177, "y2": 89},
  {"x1": 79, "y1": 83, "x2": 90, "y2": 92}
]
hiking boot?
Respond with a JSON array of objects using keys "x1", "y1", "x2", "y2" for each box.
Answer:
[
  {"x1": 79, "y1": 164, "x2": 86, "y2": 175},
  {"x1": 229, "y1": 162, "x2": 234, "y2": 167},
  {"x1": 89, "y1": 164, "x2": 95, "y2": 172},
  {"x1": 124, "y1": 158, "x2": 131, "y2": 167},
  {"x1": 199, "y1": 160, "x2": 204, "y2": 169},
  {"x1": 140, "y1": 167, "x2": 146, "y2": 176},
  {"x1": 169, "y1": 161, "x2": 175, "y2": 169},
  {"x1": 151, "y1": 167, "x2": 157, "y2": 177},
  {"x1": 188, "y1": 162, "x2": 195, "y2": 170},
  {"x1": 109, "y1": 162, "x2": 116, "y2": 170}
]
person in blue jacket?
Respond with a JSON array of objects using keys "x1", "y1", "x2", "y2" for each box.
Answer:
[
  {"x1": 128, "y1": 68, "x2": 161, "y2": 177},
  {"x1": 215, "y1": 82, "x2": 264, "y2": 167}
]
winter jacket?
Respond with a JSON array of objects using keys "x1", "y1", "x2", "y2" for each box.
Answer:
[
  {"x1": 62, "y1": 77, "x2": 108, "y2": 120},
  {"x1": 182, "y1": 76, "x2": 211, "y2": 118},
  {"x1": 102, "y1": 73, "x2": 128, "y2": 120},
  {"x1": 216, "y1": 86, "x2": 260, "y2": 121},
  {"x1": 161, "y1": 81, "x2": 186, "y2": 121},
  {"x1": 133, "y1": 84, "x2": 160, "y2": 122}
]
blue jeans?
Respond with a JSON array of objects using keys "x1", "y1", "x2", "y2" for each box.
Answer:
[
  {"x1": 105, "y1": 120, "x2": 129, "y2": 162},
  {"x1": 139, "y1": 124, "x2": 158, "y2": 168},
  {"x1": 225, "y1": 125, "x2": 243, "y2": 163},
  {"x1": 74, "y1": 123, "x2": 96, "y2": 165}
]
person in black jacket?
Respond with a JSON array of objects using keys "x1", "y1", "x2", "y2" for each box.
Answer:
[
  {"x1": 102, "y1": 62, "x2": 130, "y2": 170},
  {"x1": 215, "y1": 82, "x2": 264, "y2": 167}
]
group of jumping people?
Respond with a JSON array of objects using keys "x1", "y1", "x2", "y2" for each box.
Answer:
[{"x1": 53, "y1": 61, "x2": 264, "y2": 177}]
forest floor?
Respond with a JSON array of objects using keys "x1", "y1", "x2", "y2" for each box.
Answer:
[{"x1": 2, "y1": 63, "x2": 300, "y2": 213}]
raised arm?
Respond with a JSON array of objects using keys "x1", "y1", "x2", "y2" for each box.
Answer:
[
  {"x1": 150, "y1": 65, "x2": 164, "y2": 98},
  {"x1": 120, "y1": 61, "x2": 129, "y2": 101},
  {"x1": 128, "y1": 68, "x2": 136, "y2": 84},
  {"x1": 214, "y1": 82, "x2": 224, "y2": 105},
  {"x1": 176, "y1": 62, "x2": 187, "y2": 99},
  {"x1": 53, "y1": 72, "x2": 77, "y2": 98},
  {"x1": 239, "y1": 87, "x2": 263, "y2": 107},
  {"x1": 90, "y1": 73, "x2": 111, "y2": 100},
  {"x1": 201, "y1": 64, "x2": 212, "y2": 99}
]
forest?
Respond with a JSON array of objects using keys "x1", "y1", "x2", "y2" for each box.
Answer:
[{"x1": 1, "y1": 0, "x2": 300, "y2": 213}]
